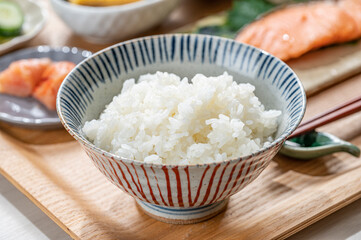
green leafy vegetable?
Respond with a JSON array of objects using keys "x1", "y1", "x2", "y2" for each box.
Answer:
[
  {"x1": 196, "y1": 0, "x2": 275, "y2": 38},
  {"x1": 195, "y1": 0, "x2": 314, "y2": 38},
  {"x1": 197, "y1": 25, "x2": 236, "y2": 39},
  {"x1": 226, "y1": 0, "x2": 275, "y2": 31}
]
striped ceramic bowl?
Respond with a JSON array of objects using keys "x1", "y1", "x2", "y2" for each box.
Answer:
[{"x1": 57, "y1": 34, "x2": 306, "y2": 224}]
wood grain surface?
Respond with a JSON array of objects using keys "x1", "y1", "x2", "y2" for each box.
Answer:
[
  {"x1": 1, "y1": 0, "x2": 361, "y2": 239},
  {"x1": 1, "y1": 73, "x2": 360, "y2": 240},
  {"x1": 288, "y1": 40, "x2": 361, "y2": 96}
]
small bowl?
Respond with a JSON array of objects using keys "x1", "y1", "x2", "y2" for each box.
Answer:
[
  {"x1": 50, "y1": 0, "x2": 179, "y2": 44},
  {"x1": 57, "y1": 34, "x2": 306, "y2": 224}
]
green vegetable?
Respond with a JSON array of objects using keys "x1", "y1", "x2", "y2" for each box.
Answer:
[
  {"x1": 195, "y1": 0, "x2": 313, "y2": 38},
  {"x1": 196, "y1": 0, "x2": 275, "y2": 38},
  {"x1": 226, "y1": 0, "x2": 275, "y2": 31},
  {"x1": 0, "y1": 0, "x2": 24, "y2": 37},
  {"x1": 197, "y1": 26, "x2": 236, "y2": 39}
]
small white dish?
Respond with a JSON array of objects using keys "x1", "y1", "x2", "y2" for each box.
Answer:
[
  {"x1": 0, "y1": 0, "x2": 47, "y2": 56},
  {"x1": 0, "y1": 46, "x2": 91, "y2": 129},
  {"x1": 50, "y1": 0, "x2": 179, "y2": 44}
]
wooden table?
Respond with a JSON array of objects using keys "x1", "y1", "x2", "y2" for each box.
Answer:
[{"x1": 1, "y1": 0, "x2": 361, "y2": 239}]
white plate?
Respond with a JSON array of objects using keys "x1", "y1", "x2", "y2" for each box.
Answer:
[{"x1": 0, "y1": 0, "x2": 47, "y2": 55}]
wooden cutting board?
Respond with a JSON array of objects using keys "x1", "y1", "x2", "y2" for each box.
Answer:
[
  {"x1": 0, "y1": 71, "x2": 360, "y2": 240},
  {"x1": 288, "y1": 40, "x2": 361, "y2": 96}
]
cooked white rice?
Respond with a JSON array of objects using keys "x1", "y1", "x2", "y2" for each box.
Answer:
[{"x1": 82, "y1": 72, "x2": 281, "y2": 165}]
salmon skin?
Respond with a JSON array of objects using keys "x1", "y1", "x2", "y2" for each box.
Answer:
[
  {"x1": 235, "y1": 0, "x2": 361, "y2": 61},
  {"x1": 33, "y1": 61, "x2": 76, "y2": 110},
  {"x1": 0, "y1": 58, "x2": 75, "y2": 110},
  {"x1": 0, "y1": 58, "x2": 51, "y2": 97}
]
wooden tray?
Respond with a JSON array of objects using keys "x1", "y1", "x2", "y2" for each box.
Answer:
[{"x1": 0, "y1": 71, "x2": 361, "y2": 240}]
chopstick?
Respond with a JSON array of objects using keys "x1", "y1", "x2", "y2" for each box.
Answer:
[{"x1": 288, "y1": 95, "x2": 361, "y2": 139}]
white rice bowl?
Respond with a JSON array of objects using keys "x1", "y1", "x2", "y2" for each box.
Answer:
[{"x1": 82, "y1": 72, "x2": 281, "y2": 165}]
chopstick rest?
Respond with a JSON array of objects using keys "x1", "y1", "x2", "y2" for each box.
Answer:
[{"x1": 281, "y1": 96, "x2": 361, "y2": 160}]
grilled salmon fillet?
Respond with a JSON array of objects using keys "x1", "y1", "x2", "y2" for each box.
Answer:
[
  {"x1": 0, "y1": 58, "x2": 51, "y2": 97},
  {"x1": 236, "y1": 0, "x2": 361, "y2": 61},
  {"x1": 33, "y1": 61, "x2": 75, "y2": 110}
]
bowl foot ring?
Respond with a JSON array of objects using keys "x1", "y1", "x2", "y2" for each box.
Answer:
[{"x1": 136, "y1": 199, "x2": 229, "y2": 224}]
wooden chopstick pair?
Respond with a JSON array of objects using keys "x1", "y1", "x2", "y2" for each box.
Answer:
[{"x1": 288, "y1": 95, "x2": 361, "y2": 139}]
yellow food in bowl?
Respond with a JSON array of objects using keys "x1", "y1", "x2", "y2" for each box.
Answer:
[{"x1": 69, "y1": 0, "x2": 140, "y2": 7}]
